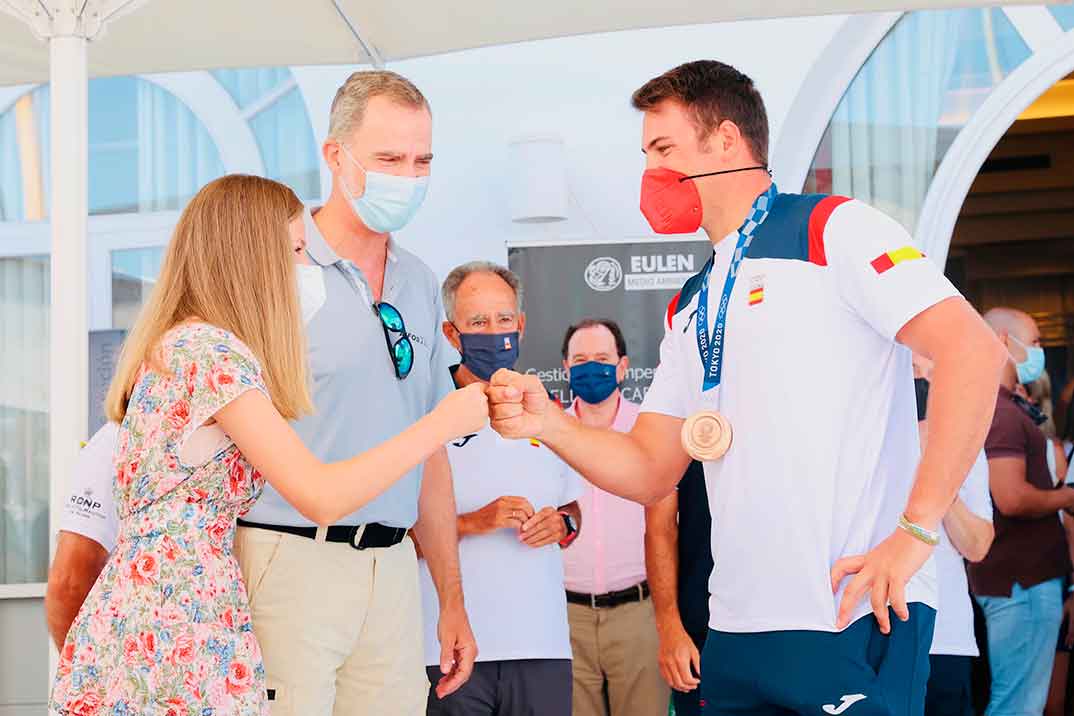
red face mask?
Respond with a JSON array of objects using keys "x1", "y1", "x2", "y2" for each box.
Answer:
[
  {"x1": 639, "y1": 165, "x2": 770, "y2": 235},
  {"x1": 639, "y1": 168, "x2": 702, "y2": 234}
]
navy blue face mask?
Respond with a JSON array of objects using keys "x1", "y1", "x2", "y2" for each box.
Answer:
[
  {"x1": 569, "y1": 361, "x2": 620, "y2": 405},
  {"x1": 456, "y1": 330, "x2": 520, "y2": 381}
]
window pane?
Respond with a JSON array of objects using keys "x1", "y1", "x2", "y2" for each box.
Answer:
[
  {"x1": 212, "y1": 68, "x2": 292, "y2": 109},
  {"x1": 112, "y1": 247, "x2": 164, "y2": 330},
  {"x1": 250, "y1": 87, "x2": 321, "y2": 200},
  {"x1": 804, "y1": 8, "x2": 1031, "y2": 234},
  {"x1": 0, "y1": 97, "x2": 24, "y2": 222},
  {"x1": 212, "y1": 68, "x2": 321, "y2": 200},
  {"x1": 0, "y1": 88, "x2": 48, "y2": 223},
  {"x1": 0, "y1": 255, "x2": 49, "y2": 584},
  {"x1": 1051, "y1": 3, "x2": 1074, "y2": 31},
  {"x1": 0, "y1": 78, "x2": 226, "y2": 220},
  {"x1": 90, "y1": 78, "x2": 140, "y2": 214}
]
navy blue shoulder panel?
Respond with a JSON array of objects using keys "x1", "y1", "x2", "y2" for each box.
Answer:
[
  {"x1": 665, "y1": 254, "x2": 712, "y2": 327},
  {"x1": 675, "y1": 254, "x2": 712, "y2": 315},
  {"x1": 745, "y1": 193, "x2": 828, "y2": 262}
]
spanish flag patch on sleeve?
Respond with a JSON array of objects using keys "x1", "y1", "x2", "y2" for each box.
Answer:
[{"x1": 870, "y1": 246, "x2": 924, "y2": 274}]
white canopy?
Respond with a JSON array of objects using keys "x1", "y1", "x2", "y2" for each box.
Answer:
[
  {"x1": 0, "y1": 0, "x2": 1045, "y2": 85},
  {"x1": 0, "y1": 0, "x2": 1044, "y2": 576}
]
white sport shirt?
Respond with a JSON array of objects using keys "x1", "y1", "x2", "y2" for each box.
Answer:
[
  {"x1": 418, "y1": 425, "x2": 584, "y2": 663},
  {"x1": 643, "y1": 193, "x2": 960, "y2": 633},
  {"x1": 930, "y1": 449, "x2": 992, "y2": 656},
  {"x1": 58, "y1": 423, "x2": 120, "y2": 552}
]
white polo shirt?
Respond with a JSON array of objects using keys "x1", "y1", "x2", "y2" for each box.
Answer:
[
  {"x1": 58, "y1": 423, "x2": 120, "y2": 552},
  {"x1": 931, "y1": 449, "x2": 992, "y2": 656},
  {"x1": 418, "y1": 425, "x2": 584, "y2": 664},
  {"x1": 643, "y1": 194, "x2": 960, "y2": 633}
]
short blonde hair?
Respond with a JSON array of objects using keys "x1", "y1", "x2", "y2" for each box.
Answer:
[
  {"x1": 328, "y1": 70, "x2": 429, "y2": 142},
  {"x1": 106, "y1": 175, "x2": 313, "y2": 423}
]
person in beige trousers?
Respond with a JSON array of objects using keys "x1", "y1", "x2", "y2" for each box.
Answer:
[
  {"x1": 559, "y1": 319, "x2": 670, "y2": 716},
  {"x1": 235, "y1": 70, "x2": 477, "y2": 716}
]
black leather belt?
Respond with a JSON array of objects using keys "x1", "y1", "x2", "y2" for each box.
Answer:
[
  {"x1": 237, "y1": 519, "x2": 406, "y2": 551},
  {"x1": 566, "y1": 580, "x2": 650, "y2": 609}
]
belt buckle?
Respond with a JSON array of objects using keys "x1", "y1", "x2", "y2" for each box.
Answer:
[
  {"x1": 590, "y1": 592, "x2": 598, "y2": 609},
  {"x1": 350, "y1": 524, "x2": 368, "y2": 550}
]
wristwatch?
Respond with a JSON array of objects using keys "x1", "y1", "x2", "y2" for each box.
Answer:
[{"x1": 558, "y1": 511, "x2": 578, "y2": 548}]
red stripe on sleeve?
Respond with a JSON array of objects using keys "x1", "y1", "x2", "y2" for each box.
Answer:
[
  {"x1": 807, "y1": 195, "x2": 852, "y2": 266},
  {"x1": 871, "y1": 253, "x2": 895, "y2": 274},
  {"x1": 666, "y1": 291, "x2": 681, "y2": 329}
]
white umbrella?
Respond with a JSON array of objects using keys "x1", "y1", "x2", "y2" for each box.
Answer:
[
  {"x1": 0, "y1": 0, "x2": 1043, "y2": 554},
  {"x1": 0, "y1": 0, "x2": 1045, "y2": 84}
]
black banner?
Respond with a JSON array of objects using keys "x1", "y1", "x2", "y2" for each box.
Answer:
[{"x1": 508, "y1": 239, "x2": 711, "y2": 405}]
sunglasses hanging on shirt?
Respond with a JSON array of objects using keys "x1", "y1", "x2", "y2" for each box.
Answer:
[{"x1": 374, "y1": 301, "x2": 414, "y2": 380}]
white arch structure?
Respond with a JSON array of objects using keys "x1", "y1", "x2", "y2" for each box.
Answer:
[
  {"x1": 140, "y1": 72, "x2": 264, "y2": 176},
  {"x1": 918, "y1": 14, "x2": 1071, "y2": 264},
  {"x1": 776, "y1": 5, "x2": 1074, "y2": 268},
  {"x1": 770, "y1": 12, "x2": 901, "y2": 191}
]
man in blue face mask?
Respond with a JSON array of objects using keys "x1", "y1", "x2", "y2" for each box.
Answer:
[
  {"x1": 422, "y1": 261, "x2": 583, "y2": 716},
  {"x1": 559, "y1": 319, "x2": 671, "y2": 716},
  {"x1": 233, "y1": 71, "x2": 475, "y2": 716}
]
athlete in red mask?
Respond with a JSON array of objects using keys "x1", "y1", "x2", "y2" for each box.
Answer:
[{"x1": 487, "y1": 60, "x2": 1006, "y2": 716}]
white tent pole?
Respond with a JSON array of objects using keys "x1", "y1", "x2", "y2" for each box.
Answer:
[
  {"x1": 48, "y1": 34, "x2": 89, "y2": 507},
  {"x1": 47, "y1": 26, "x2": 88, "y2": 652}
]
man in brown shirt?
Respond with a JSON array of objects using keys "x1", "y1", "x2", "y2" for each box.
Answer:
[{"x1": 971, "y1": 307, "x2": 1074, "y2": 716}]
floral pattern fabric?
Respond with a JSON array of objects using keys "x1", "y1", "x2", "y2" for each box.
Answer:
[{"x1": 50, "y1": 323, "x2": 271, "y2": 716}]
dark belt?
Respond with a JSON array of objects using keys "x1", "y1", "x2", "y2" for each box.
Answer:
[
  {"x1": 236, "y1": 519, "x2": 407, "y2": 551},
  {"x1": 566, "y1": 581, "x2": 650, "y2": 609}
]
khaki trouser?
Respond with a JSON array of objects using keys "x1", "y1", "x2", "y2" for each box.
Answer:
[
  {"x1": 567, "y1": 596, "x2": 670, "y2": 716},
  {"x1": 235, "y1": 526, "x2": 428, "y2": 716}
]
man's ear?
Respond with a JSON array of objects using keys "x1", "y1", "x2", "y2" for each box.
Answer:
[
  {"x1": 517, "y1": 312, "x2": 527, "y2": 341},
  {"x1": 443, "y1": 321, "x2": 461, "y2": 352}
]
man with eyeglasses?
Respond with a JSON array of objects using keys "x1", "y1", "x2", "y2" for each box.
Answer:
[
  {"x1": 419, "y1": 261, "x2": 583, "y2": 715},
  {"x1": 233, "y1": 70, "x2": 475, "y2": 716}
]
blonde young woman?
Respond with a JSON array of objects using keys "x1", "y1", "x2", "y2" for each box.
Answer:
[{"x1": 48, "y1": 175, "x2": 487, "y2": 716}]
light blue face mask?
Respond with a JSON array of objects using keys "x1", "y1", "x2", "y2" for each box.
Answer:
[
  {"x1": 1010, "y1": 334, "x2": 1045, "y2": 385},
  {"x1": 340, "y1": 144, "x2": 428, "y2": 234}
]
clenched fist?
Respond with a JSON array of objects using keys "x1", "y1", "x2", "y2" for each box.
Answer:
[
  {"x1": 487, "y1": 369, "x2": 551, "y2": 440},
  {"x1": 433, "y1": 382, "x2": 489, "y2": 441}
]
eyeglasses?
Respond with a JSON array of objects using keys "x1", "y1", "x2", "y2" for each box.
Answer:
[{"x1": 375, "y1": 301, "x2": 413, "y2": 380}]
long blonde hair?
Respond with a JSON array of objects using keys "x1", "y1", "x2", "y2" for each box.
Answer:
[{"x1": 106, "y1": 174, "x2": 312, "y2": 422}]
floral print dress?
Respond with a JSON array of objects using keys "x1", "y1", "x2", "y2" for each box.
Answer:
[{"x1": 50, "y1": 323, "x2": 272, "y2": 716}]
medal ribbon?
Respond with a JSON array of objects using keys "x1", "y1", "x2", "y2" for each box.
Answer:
[{"x1": 696, "y1": 183, "x2": 777, "y2": 391}]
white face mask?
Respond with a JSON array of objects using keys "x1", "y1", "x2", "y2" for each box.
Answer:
[
  {"x1": 339, "y1": 144, "x2": 428, "y2": 234},
  {"x1": 295, "y1": 264, "x2": 326, "y2": 325}
]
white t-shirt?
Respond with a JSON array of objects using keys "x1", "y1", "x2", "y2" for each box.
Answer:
[
  {"x1": 931, "y1": 449, "x2": 992, "y2": 656},
  {"x1": 643, "y1": 194, "x2": 960, "y2": 633},
  {"x1": 419, "y1": 426, "x2": 584, "y2": 664},
  {"x1": 58, "y1": 423, "x2": 120, "y2": 552}
]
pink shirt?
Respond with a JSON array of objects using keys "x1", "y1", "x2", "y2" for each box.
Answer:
[{"x1": 562, "y1": 396, "x2": 647, "y2": 595}]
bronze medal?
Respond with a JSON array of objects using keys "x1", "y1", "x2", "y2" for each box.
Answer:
[{"x1": 681, "y1": 410, "x2": 732, "y2": 461}]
